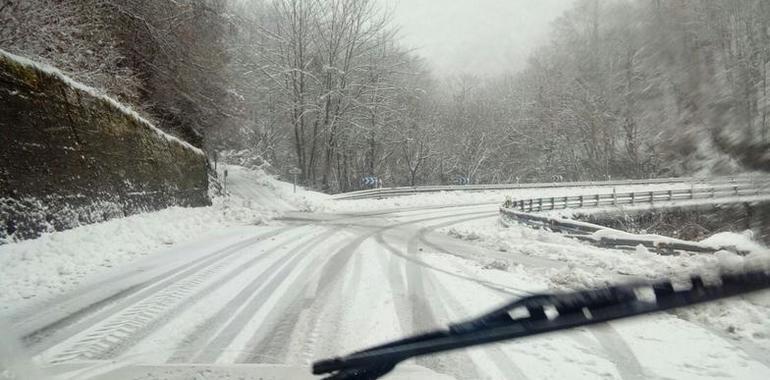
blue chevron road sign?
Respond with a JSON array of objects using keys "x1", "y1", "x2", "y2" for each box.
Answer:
[
  {"x1": 455, "y1": 176, "x2": 470, "y2": 185},
  {"x1": 360, "y1": 176, "x2": 380, "y2": 188}
]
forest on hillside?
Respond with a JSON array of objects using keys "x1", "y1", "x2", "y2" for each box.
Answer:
[{"x1": 2, "y1": 0, "x2": 769, "y2": 192}]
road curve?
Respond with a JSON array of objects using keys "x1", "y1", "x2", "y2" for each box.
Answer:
[{"x1": 7, "y1": 204, "x2": 770, "y2": 380}]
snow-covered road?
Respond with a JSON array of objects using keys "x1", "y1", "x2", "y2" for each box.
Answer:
[
  {"x1": 4, "y1": 202, "x2": 768, "y2": 380},
  {"x1": 3, "y1": 166, "x2": 769, "y2": 379}
]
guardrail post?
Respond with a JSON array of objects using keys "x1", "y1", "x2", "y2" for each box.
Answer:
[
  {"x1": 711, "y1": 187, "x2": 715, "y2": 198},
  {"x1": 668, "y1": 190, "x2": 673, "y2": 201},
  {"x1": 529, "y1": 199, "x2": 533, "y2": 212},
  {"x1": 613, "y1": 187, "x2": 617, "y2": 206},
  {"x1": 733, "y1": 185, "x2": 739, "y2": 195},
  {"x1": 690, "y1": 184, "x2": 694, "y2": 199},
  {"x1": 631, "y1": 192, "x2": 635, "y2": 205},
  {"x1": 550, "y1": 197, "x2": 555, "y2": 210},
  {"x1": 579, "y1": 195, "x2": 584, "y2": 207},
  {"x1": 649, "y1": 191, "x2": 654, "y2": 204},
  {"x1": 595, "y1": 193, "x2": 600, "y2": 206},
  {"x1": 223, "y1": 169, "x2": 228, "y2": 197},
  {"x1": 563, "y1": 196, "x2": 568, "y2": 209},
  {"x1": 538, "y1": 198, "x2": 543, "y2": 211}
]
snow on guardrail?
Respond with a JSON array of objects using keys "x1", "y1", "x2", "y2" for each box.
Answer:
[
  {"x1": 332, "y1": 175, "x2": 766, "y2": 200},
  {"x1": 498, "y1": 179, "x2": 770, "y2": 255},
  {"x1": 505, "y1": 180, "x2": 770, "y2": 213},
  {"x1": 498, "y1": 208, "x2": 752, "y2": 255}
]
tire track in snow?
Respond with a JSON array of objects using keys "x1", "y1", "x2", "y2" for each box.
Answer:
[
  {"x1": 24, "y1": 227, "x2": 293, "y2": 355},
  {"x1": 376, "y1": 232, "x2": 481, "y2": 380},
  {"x1": 681, "y1": 319, "x2": 770, "y2": 368},
  {"x1": 292, "y1": 212, "x2": 494, "y2": 365},
  {"x1": 287, "y1": 210, "x2": 510, "y2": 368},
  {"x1": 425, "y1": 271, "x2": 531, "y2": 380},
  {"x1": 416, "y1": 218, "x2": 568, "y2": 274},
  {"x1": 193, "y1": 229, "x2": 334, "y2": 363},
  {"x1": 237, "y1": 238, "x2": 337, "y2": 364},
  {"x1": 298, "y1": 230, "x2": 377, "y2": 363},
  {"x1": 370, "y1": 212, "x2": 533, "y2": 296},
  {"x1": 42, "y1": 227, "x2": 306, "y2": 363},
  {"x1": 384, "y1": 237, "x2": 414, "y2": 335},
  {"x1": 243, "y1": 232, "x2": 371, "y2": 366},
  {"x1": 407, "y1": 231, "x2": 530, "y2": 380},
  {"x1": 166, "y1": 227, "x2": 336, "y2": 363},
  {"x1": 330, "y1": 202, "x2": 500, "y2": 219},
  {"x1": 590, "y1": 324, "x2": 646, "y2": 380},
  {"x1": 388, "y1": 209, "x2": 644, "y2": 379},
  {"x1": 202, "y1": 228, "x2": 339, "y2": 364},
  {"x1": 417, "y1": 215, "x2": 647, "y2": 380},
  {"x1": 413, "y1": 214, "x2": 535, "y2": 296}
]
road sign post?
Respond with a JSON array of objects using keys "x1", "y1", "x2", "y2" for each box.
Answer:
[
  {"x1": 223, "y1": 169, "x2": 228, "y2": 197},
  {"x1": 289, "y1": 167, "x2": 302, "y2": 193}
]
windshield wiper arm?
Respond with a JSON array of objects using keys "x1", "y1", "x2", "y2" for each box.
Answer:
[{"x1": 312, "y1": 268, "x2": 770, "y2": 380}]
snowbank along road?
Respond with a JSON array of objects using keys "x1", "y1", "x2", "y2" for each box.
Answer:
[{"x1": 3, "y1": 167, "x2": 770, "y2": 380}]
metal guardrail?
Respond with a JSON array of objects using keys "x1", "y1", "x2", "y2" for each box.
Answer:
[
  {"x1": 498, "y1": 180, "x2": 770, "y2": 255},
  {"x1": 332, "y1": 175, "x2": 766, "y2": 200},
  {"x1": 507, "y1": 181, "x2": 770, "y2": 213}
]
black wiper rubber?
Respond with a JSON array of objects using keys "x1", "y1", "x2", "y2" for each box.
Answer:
[{"x1": 312, "y1": 268, "x2": 770, "y2": 379}]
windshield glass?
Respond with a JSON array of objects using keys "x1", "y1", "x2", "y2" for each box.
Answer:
[{"x1": 1, "y1": 1, "x2": 769, "y2": 379}]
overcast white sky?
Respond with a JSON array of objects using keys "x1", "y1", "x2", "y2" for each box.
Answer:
[{"x1": 382, "y1": 0, "x2": 575, "y2": 76}]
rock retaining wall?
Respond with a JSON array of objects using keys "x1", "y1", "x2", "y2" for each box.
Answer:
[{"x1": 0, "y1": 50, "x2": 210, "y2": 242}]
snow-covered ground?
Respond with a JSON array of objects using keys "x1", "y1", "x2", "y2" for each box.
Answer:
[
  {"x1": 316, "y1": 181, "x2": 730, "y2": 214},
  {"x1": 3, "y1": 166, "x2": 770, "y2": 380},
  {"x1": 443, "y1": 216, "x2": 770, "y2": 350},
  {"x1": 220, "y1": 165, "x2": 328, "y2": 212},
  {"x1": 0, "y1": 166, "x2": 327, "y2": 312}
]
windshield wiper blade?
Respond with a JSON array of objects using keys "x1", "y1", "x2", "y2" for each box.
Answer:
[{"x1": 312, "y1": 268, "x2": 770, "y2": 380}]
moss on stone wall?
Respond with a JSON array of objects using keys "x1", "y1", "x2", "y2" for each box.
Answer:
[{"x1": 0, "y1": 53, "x2": 210, "y2": 242}]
